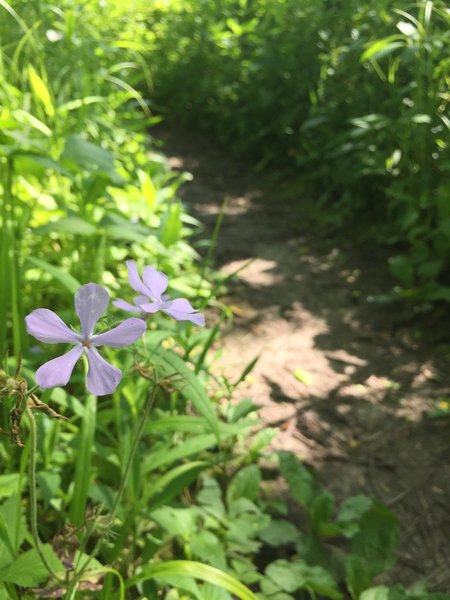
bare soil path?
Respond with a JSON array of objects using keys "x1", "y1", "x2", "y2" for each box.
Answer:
[{"x1": 155, "y1": 124, "x2": 450, "y2": 591}]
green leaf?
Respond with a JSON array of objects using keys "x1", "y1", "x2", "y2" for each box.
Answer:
[
  {"x1": 279, "y1": 452, "x2": 318, "y2": 509},
  {"x1": 388, "y1": 255, "x2": 414, "y2": 286},
  {"x1": 159, "y1": 202, "x2": 183, "y2": 247},
  {"x1": 138, "y1": 169, "x2": 157, "y2": 210},
  {"x1": 69, "y1": 395, "x2": 97, "y2": 526},
  {"x1": 197, "y1": 476, "x2": 226, "y2": 521},
  {"x1": 259, "y1": 520, "x2": 298, "y2": 546},
  {"x1": 345, "y1": 555, "x2": 372, "y2": 599},
  {"x1": 293, "y1": 369, "x2": 313, "y2": 385},
  {"x1": 335, "y1": 495, "x2": 373, "y2": 538},
  {"x1": 190, "y1": 531, "x2": 227, "y2": 569},
  {"x1": 351, "y1": 502, "x2": 399, "y2": 572},
  {"x1": 151, "y1": 506, "x2": 201, "y2": 538},
  {"x1": 26, "y1": 257, "x2": 80, "y2": 294},
  {"x1": 0, "y1": 475, "x2": 20, "y2": 499},
  {"x1": 144, "y1": 436, "x2": 216, "y2": 475},
  {"x1": 151, "y1": 346, "x2": 219, "y2": 439},
  {"x1": 12, "y1": 109, "x2": 52, "y2": 136},
  {"x1": 146, "y1": 461, "x2": 208, "y2": 510},
  {"x1": 265, "y1": 559, "x2": 342, "y2": 600},
  {"x1": 35, "y1": 217, "x2": 97, "y2": 236},
  {"x1": 360, "y1": 36, "x2": 405, "y2": 61},
  {"x1": 311, "y1": 491, "x2": 335, "y2": 534},
  {"x1": 226, "y1": 465, "x2": 261, "y2": 505},
  {"x1": 126, "y1": 560, "x2": 258, "y2": 600},
  {"x1": 359, "y1": 587, "x2": 390, "y2": 600},
  {"x1": 27, "y1": 65, "x2": 55, "y2": 118},
  {"x1": 62, "y1": 135, "x2": 120, "y2": 180},
  {"x1": 0, "y1": 545, "x2": 62, "y2": 586},
  {"x1": 0, "y1": 494, "x2": 27, "y2": 563}
]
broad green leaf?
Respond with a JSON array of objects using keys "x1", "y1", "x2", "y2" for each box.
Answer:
[
  {"x1": 345, "y1": 555, "x2": 371, "y2": 600},
  {"x1": 126, "y1": 560, "x2": 258, "y2": 600},
  {"x1": 151, "y1": 507, "x2": 200, "y2": 538},
  {"x1": 26, "y1": 256, "x2": 80, "y2": 294},
  {"x1": 13, "y1": 153, "x2": 71, "y2": 176},
  {"x1": 265, "y1": 559, "x2": 342, "y2": 600},
  {"x1": 197, "y1": 476, "x2": 226, "y2": 521},
  {"x1": 336, "y1": 495, "x2": 373, "y2": 525},
  {"x1": 279, "y1": 451, "x2": 318, "y2": 509},
  {"x1": 27, "y1": 65, "x2": 55, "y2": 118},
  {"x1": 349, "y1": 502, "x2": 399, "y2": 587},
  {"x1": 311, "y1": 491, "x2": 335, "y2": 534},
  {"x1": 0, "y1": 494, "x2": 27, "y2": 562},
  {"x1": 190, "y1": 531, "x2": 227, "y2": 569},
  {"x1": 0, "y1": 545, "x2": 62, "y2": 586},
  {"x1": 359, "y1": 587, "x2": 390, "y2": 600},
  {"x1": 62, "y1": 135, "x2": 119, "y2": 180},
  {"x1": 259, "y1": 520, "x2": 298, "y2": 546},
  {"x1": 0, "y1": 474, "x2": 20, "y2": 499},
  {"x1": 226, "y1": 465, "x2": 261, "y2": 505}
]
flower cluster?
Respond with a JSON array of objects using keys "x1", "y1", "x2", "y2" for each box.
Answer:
[{"x1": 25, "y1": 262, "x2": 204, "y2": 396}]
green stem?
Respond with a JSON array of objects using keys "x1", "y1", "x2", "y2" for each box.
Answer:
[
  {"x1": 64, "y1": 383, "x2": 158, "y2": 598},
  {"x1": 5, "y1": 158, "x2": 22, "y2": 362},
  {"x1": 27, "y1": 407, "x2": 62, "y2": 581},
  {"x1": 26, "y1": 384, "x2": 40, "y2": 397}
]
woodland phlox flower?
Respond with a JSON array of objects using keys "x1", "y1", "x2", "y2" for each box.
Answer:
[
  {"x1": 25, "y1": 283, "x2": 146, "y2": 396},
  {"x1": 113, "y1": 260, "x2": 205, "y2": 327}
]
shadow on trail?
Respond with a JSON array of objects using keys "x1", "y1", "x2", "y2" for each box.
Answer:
[{"x1": 154, "y1": 123, "x2": 450, "y2": 591}]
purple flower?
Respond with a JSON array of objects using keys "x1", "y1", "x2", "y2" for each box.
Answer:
[
  {"x1": 113, "y1": 260, "x2": 205, "y2": 327},
  {"x1": 25, "y1": 283, "x2": 147, "y2": 396}
]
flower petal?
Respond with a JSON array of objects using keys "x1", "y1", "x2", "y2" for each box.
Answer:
[
  {"x1": 138, "y1": 300, "x2": 163, "y2": 314},
  {"x1": 85, "y1": 347, "x2": 122, "y2": 396},
  {"x1": 35, "y1": 345, "x2": 83, "y2": 389},
  {"x1": 25, "y1": 309, "x2": 80, "y2": 344},
  {"x1": 75, "y1": 283, "x2": 109, "y2": 338},
  {"x1": 142, "y1": 266, "x2": 168, "y2": 300},
  {"x1": 126, "y1": 260, "x2": 150, "y2": 296},
  {"x1": 162, "y1": 298, "x2": 205, "y2": 326},
  {"x1": 113, "y1": 298, "x2": 140, "y2": 313},
  {"x1": 90, "y1": 318, "x2": 146, "y2": 348}
]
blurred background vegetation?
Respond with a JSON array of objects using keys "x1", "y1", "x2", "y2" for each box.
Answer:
[{"x1": 0, "y1": 0, "x2": 449, "y2": 598}]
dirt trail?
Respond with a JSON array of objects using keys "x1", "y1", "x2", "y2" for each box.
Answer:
[{"x1": 155, "y1": 124, "x2": 450, "y2": 591}]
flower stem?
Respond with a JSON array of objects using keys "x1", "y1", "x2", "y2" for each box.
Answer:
[
  {"x1": 27, "y1": 407, "x2": 62, "y2": 581},
  {"x1": 65, "y1": 382, "x2": 158, "y2": 597},
  {"x1": 26, "y1": 384, "x2": 40, "y2": 397}
]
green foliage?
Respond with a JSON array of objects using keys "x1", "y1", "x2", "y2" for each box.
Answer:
[
  {"x1": 145, "y1": 0, "x2": 450, "y2": 306},
  {"x1": 1, "y1": 1, "x2": 449, "y2": 597},
  {"x1": 0, "y1": 0, "x2": 206, "y2": 362}
]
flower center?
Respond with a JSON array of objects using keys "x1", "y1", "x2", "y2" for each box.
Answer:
[{"x1": 81, "y1": 338, "x2": 91, "y2": 348}]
